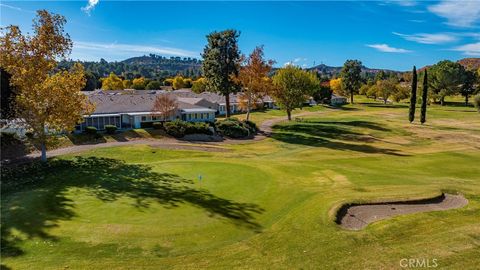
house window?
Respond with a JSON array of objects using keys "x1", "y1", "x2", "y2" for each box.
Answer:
[{"x1": 141, "y1": 116, "x2": 147, "y2": 122}]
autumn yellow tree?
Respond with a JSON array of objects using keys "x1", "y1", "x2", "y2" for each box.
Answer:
[
  {"x1": 236, "y1": 46, "x2": 275, "y2": 120},
  {"x1": 164, "y1": 78, "x2": 174, "y2": 86},
  {"x1": 172, "y1": 76, "x2": 186, "y2": 90},
  {"x1": 192, "y1": 77, "x2": 207, "y2": 93},
  {"x1": 152, "y1": 94, "x2": 178, "y2": 121},
  {"x1": 132, "y1": 77, "x2": 146, "y2": 90},
  {"x1": 0, "y1": 10, "x2": 94, "y2": 162},
  {"x1": 123, "y1": 79, "x2": 132, "y2": 89},
  {"x1": 330, "y1": 78, "x2": 345, "y2": 96},
  {"x1": 101, "y1": 72, "x2": 124, "y2": 90}
]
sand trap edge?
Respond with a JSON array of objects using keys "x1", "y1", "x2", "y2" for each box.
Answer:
[{"x1": 335, "y1": 193, "x2": 468, "y2": 230}]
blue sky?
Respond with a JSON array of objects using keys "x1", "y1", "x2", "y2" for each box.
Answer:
[{"x1": 1, "y1": 1, "x2": 479, "y2": 71}]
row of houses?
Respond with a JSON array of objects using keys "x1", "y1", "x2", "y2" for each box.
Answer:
[
  {"x1": 76, "y1": 89, "x2": 277, "y2": 132},
  {"x1": 0, "y1": 88, "x2": 347, "y2": 135}
]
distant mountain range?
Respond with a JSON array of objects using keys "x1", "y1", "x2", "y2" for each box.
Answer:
[
  {"x1": 308, "y1": 58, "x2": 480, "y2": 76},
  {"x1": 62, "y1": 55, "x2": 479, "y2": 80},
  {"x1": 121, "y1": 54, "x2": 202, "y2": 76},
  {"x1": 418, "y1": 58, "x2": 480, "y2": 72},
  {"x1": 456, "y1": 58, "x2": 480, "y2": 70},
  {"x1": 307, "y1": 64, "x2": 398, "y2": 76}
]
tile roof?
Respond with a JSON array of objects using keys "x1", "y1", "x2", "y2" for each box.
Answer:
[
  {"x1": 86, "y1": 92, "x2": 209, "y2": 115},
  {"x1": 85, "y1": 89, "x2": 274, "y2": 115}
]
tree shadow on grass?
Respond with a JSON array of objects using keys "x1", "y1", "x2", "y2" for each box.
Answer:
[
  {"x1": 361, "y1": 102, "x2": 408, "y2": 109},
  {"x1": 1, "y1": 157, "x2": 264, "y2": 260},
  {"x1": 324, "y1": 105, "x2": 360, "y2": 111},
  {"x1": 297, "y1": 120, "x2": 391, "y2": 132},
  {"x1": 271, "y1": 120, "x2": 407, "y2": 156}
]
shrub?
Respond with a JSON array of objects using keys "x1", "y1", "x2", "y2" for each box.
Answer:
[
  {"x1": 152, "y1": 122, "x2": 163, "y2": 129},
  {"x1": 164, "y1": 120, "x2": 214, "y2": 137},
  {"x1": 0, "y1": 132, "x2": 20, "y2": 146},
  {"x1": 474, "y1": 94, "x2": 480, "y2": 112},
  {"x1": 105, "y1": 125, "x2": 117, "y2": 134},
  {"x1": 242, "y1": 120, "x2": 258, "y2": 134},
  {"x1": 186, "y1": 122, "x2": 213, "y2": 135},
  {"x1": 164, "y1": 120, "x2": 188, "y2": 138},
  {"x1": 215, "y1": 118, "x2": 254, "y2": 138},
  {"x1": 140, "y1": 121, "x2": 153, "y2": 128},
  {"x1": 85, "y1": 126, "x2": 97, "y2": 135}
]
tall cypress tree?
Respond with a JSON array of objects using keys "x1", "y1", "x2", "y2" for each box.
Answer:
[
  {"x1": 409, "y1": 66, "x2": 417, "y2": 123},
  {"x1": 420, "y1": 69, "x2": 428, "y2": 124}
]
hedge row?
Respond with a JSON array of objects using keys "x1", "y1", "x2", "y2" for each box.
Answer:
[
  {"x1": 81, "y1": 118, "x2": 258, "y2": 139},
  {"x1": 164, "y1": 120, "x2": 213, "y2": 138}
]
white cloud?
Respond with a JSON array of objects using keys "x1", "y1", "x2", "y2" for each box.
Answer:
[
  {"x1": 81, "y1": 0, "x2": 99, "y2": 15},
  {"x1": 73, "y1": 41, "x2": 198, "y2": 58},
  {"x1": 408, "y1": 19, "x2": 425, "y2": 23},
  {"x1": 451, "y1": 42, "x2": 480, "y2": 56},
  {"x1": 382, "y1": 1, "x2": 417, "y2": 7},
  {"x1": 366, "y1": 44, "x2": 412, "y2": 53},
  {"x1": 394, "y1": 0, "x2": 417, "y2": 7},
  {"x1": 293, "y1": 57, "x2": 307, "y2": 63},
  {"x1": 393, "y1": 32, "x2": 457, "y2": 44},
  {"x1": 283, "y1": 61, "x2": 293, "y2": 67},
  {"x1": 428, "y1": 0, "x2": 480, "y2": 27}
]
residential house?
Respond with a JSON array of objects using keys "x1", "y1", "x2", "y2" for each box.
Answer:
[
  {"x1": 76, "y1": 89, "x2": 277, "y2": 132},
  {"x1": 330, "y1": 94, "x2": 347, "y2": 106},
  {"x1": 76, "y1": 91, "x2": 215, "y2": 132}
]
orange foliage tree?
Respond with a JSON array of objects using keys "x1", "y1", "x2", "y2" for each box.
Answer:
[
  {"x1": 0, "y1": 10, "x2": 94, "y2": 161},
  {"x1": 236, "y1": 46, "x2": 275, "y2": 120}
]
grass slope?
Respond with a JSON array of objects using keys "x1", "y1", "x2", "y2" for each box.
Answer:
[{"x1": 2, "y1": 97, "x2": 479, "y2": 269}]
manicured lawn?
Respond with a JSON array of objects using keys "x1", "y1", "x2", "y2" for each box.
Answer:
[{"x1": 2, "y1": 97, "x2": 479, "y2": 269}]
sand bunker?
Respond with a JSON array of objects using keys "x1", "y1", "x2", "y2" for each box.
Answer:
[{"x1": 336, "y1": 193, "x2": 468, "y2": 230}]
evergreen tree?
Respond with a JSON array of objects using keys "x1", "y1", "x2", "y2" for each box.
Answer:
[
  {"x1": 340, "y1": 59, "x2": 362, "y2": 104},
  {"x1": 201, "y1": 29, "x2": 241, "y2": 117},
  {"x1": 409, "y1": 66, "x2": 417, "y2": 123},
  {"x1": 421, "y1": 69, "x2": 428, "y2": 124}
]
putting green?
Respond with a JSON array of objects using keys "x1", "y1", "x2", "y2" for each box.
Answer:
[{"x1": 2, "y1": 98, "x2": 480, "y2": 269}]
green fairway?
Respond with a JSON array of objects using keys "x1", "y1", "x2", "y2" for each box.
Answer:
[{"x1": 2, "y1": 98, "x2": 480, "y2": 269}]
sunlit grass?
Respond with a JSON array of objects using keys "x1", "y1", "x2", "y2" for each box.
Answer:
[{"x1": 2, "y1": 96, "x2": 479, "y2": 269}]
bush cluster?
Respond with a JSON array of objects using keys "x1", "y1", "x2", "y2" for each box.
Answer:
[
  {"x1": 164, "y1": 120, "x2": 213, "y2": 138},
  {"x1": 0, "y1": 132, "x2": 19, "y2": 145},
  {"x1": 105, "y1": 125, "x2": 117, "y2": 134},
  {"x1": 152, "y1": 122, "x2": 163, "y2": 129},
  {"x1": 215, "y1": 118, "x2": 257, "y2": 138},
  {"x1": 84, "y1": 126, "x2": 97, "y2": 135}
]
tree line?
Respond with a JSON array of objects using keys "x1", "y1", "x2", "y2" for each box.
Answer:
[
  {"x1": 56, "y1": 55, "x2": 202, "y2": 91},
  {"x1": 332, "y1": 61, "x2": 480, "y2": 107}
]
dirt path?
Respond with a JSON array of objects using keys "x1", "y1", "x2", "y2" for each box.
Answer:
[
  {"x1": 337, "y1": 193, "x2": 468, "y2": 230},
  {"x1": 6, "y1": 110, "x2": 323, "y2": 163},
  {"x1": 259, "y1": 111, "x2": 321, "y2": 135}
]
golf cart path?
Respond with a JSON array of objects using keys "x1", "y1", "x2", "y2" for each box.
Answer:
[
  {"x1": 19, "y1": 110, "x2": 321, "y2": 160},
  {"x1": 337, "y1": 193, "x2": 468, "y2": 230},
  {"x1": 259, "y1": 111, "x2": 318, "y2": 135}
]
